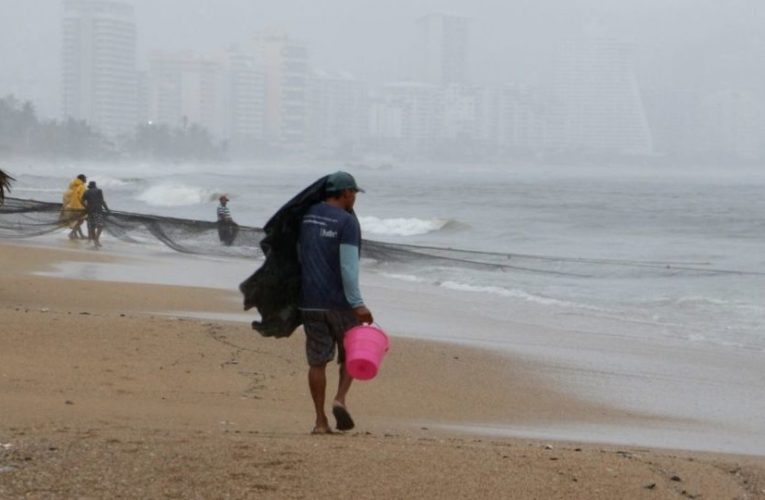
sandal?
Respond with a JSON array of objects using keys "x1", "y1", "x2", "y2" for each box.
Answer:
[{"x1": 332, "y1": 403, "x2": 355, "y2": 431}]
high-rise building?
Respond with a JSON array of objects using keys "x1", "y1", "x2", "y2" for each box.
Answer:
[
  {"x1": 368, "y1": 82, "x2": 440, "y2": 155},
  {"x1": 439, "y1": 84, "x2": 479, "y2": 142},
  {"x1": 477, "y1": 85, "x2": 547, "y2": 157},
  {"x1": 307, "y1": 70, "x2": 368, "y2": 155},
  {"x1": 222, "y1": 48, "x2": 266, "y2": 153},
  {"x1": 251, "y1": 32, "x2": 309, "y2": 151},
  {"x1": 61, "y1": 0, "x2": 137, "y2": 137},
  {"x1": 146, "y1": 51, "x2": 227, "y2": 139},
  {"x1": 416, "y1": 13, "x2": 470, "y2": 86},
  {"x1": 549, "y1": 38, "x2": 653, "y2": 156}
]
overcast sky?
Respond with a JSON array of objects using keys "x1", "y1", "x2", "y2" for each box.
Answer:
[{"x1": 2, "y1": 0, "x2": 764, "y2": 118}]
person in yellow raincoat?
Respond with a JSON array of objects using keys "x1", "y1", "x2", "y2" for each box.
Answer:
[{"x1": 61, "y1": 174, "x2": 88, "y2": 239}]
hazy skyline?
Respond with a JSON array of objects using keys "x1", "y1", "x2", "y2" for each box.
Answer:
[{"x1": 2, "y1": 0, "x2": 764, "y2": 118}]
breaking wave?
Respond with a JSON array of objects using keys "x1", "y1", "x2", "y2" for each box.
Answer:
[
  {"x1": 135, "y1": 184, "x2": 220, "y2": 207},
  {"x1": 359, "y1": 216, "x2": 455, "y2": 236}
]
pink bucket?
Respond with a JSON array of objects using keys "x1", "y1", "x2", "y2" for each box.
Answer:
[{"x1": 343, "y1": 324, "x2": 390, "y2": 380}]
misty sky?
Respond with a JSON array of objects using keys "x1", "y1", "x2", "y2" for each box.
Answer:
[{"x1": 2, "y1": 0, "x2": 764, "y2": 118}]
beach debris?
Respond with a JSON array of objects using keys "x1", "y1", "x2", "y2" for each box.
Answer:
[
  {"x1": 40, "y1": 308, "x2": 49, "y2": 313},
  {"x1": 574, "y1": 448, "x2": 582, "y2": 452},
  {"x1": 644, "y1": 483, "x2": 656, "y2": 490},
  {"x1": 79, "y1": 311, "x2": 90, "y2": 315},
  {"x1": 64, "y1": 400, "x2": 74, "y2": 405},
  {"x1": 544, "y1": 444, "x2": 554, "y2": 450},
  {"x1": 1, "y1": 443, "x2": 12, "y2": 450},
  {"x1": 0, "y1": 466, "x2": 17, "y2": 474},
  {"x1": 670, "y1": 475, "x2": 682, "y2": 482}
]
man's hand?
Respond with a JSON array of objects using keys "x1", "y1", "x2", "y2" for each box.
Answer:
[{"x1": 353, "y1": 305, "x2": 373, "y2": 324}]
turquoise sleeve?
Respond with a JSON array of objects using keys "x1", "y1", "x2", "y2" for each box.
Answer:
[{"x1": 340, "y1": 243, "x2": 364, "y2": 307}]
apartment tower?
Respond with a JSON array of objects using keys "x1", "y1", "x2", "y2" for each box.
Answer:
[{"x1": 62, "y1": 0, "x2": 137, "y2": 137}]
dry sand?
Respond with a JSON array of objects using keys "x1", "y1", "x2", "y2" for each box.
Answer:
[{"x1": 1, "y1": 242, "x2": 764, "y2": 499}]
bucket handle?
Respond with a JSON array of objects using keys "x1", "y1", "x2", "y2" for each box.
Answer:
[{"x1": 363, "y1": 321, "x2": 389, "y2": 352}]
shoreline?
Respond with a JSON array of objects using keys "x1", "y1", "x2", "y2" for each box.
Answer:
[
  {"x1": 2, "y1": 239, "x2": 765, "y2": 498},
  {"x1": 21, "y1": 235, "x2": 765, "y2": 456}
]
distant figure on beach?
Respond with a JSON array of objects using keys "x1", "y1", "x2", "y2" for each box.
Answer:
[
  {"x1": 61, "y1": 174, "x2": 87, "y2": 240},
  {"x1": 299, "y1": 171, "x2": 373, "y2": 434},
  {"x1": 82, "y1": 180, "x2": 110, "y2": 248},
  {"x1": 0, "y1": 169, "x2": 14, "y2": 204},
  {"x1": 216, "y1": 195, "x2": 239, "y2": 246}
]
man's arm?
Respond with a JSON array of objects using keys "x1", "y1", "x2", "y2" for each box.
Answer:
[{"x1": 340, "y1": 243, "x2": 373, "y2": 323}]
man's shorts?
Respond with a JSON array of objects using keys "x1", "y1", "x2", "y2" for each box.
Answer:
[
  {"x1": 301, "y1": 310, "x2": 360, "y2": 366},
  {"x1": 87, "y1": 211, "x2": 104, "y2": 230}
]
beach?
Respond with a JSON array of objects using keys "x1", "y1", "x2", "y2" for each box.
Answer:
[{"x1": 1, "y1": 241, "x2": 764, "y2": 499}]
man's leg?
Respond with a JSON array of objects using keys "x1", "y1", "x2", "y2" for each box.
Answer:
[
  {"x1": 94, "y1": 227, "x2": 103, "y2": 247},
  {"x1": 329, "y1": 310, "x2": 359, "y2": 430},
  {"x1": 75, "y1": 218, "x2": 86, "y2": 239},
  {"x1": 334, "y1": 364, "x2": 353, "y2": 407},
  {"x1": 308, "y1": 363, "x2": 331, "y2": 433}
]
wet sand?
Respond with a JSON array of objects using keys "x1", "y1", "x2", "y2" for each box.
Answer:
[{"x1": 1, "y1": 241, "x2": 764, "y2": 499}]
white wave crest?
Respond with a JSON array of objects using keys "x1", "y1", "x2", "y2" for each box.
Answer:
[
  {"x1": 359, "y1": 216, "x2": 450, "y2": 236},
  {"x1": 439, "y1": 280, "x2": 576, "y2": 307},
  {"x1": 379, "y1": 272, "x2": 427, "y2": 283},
  {"x1": 88, "y1": 176, "x2": 130, "y2": 189},
  {"x1": 135, "y1": 184, "x2": 219, "y2": 207}
]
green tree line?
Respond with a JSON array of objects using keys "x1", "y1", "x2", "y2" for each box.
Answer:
[{"x1": 0, "y1": 95, "x2": 226, "y2": 161}]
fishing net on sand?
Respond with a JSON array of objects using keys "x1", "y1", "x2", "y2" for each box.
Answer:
[
  {"x1": 1, "y1": 196, "x2": 761, "y2": 279},
  {"x1": 0, "y1": 197, "x2": 266, "y2": 257}
]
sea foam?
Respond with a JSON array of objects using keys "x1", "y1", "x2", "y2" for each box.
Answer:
[
  {"x1": 438, "y1": 280, "x2": 577, "y2": 307},
  {"x1": 135, "y1": 184, "x2": 219, "y2": 207},
  {"x1": 359, "y1": 216, "x2": 451, "y2": 236}
]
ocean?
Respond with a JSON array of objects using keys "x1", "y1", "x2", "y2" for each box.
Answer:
[
  {"x1": 8, "y1": 159, "x2": 765, "y2": 453},
  {"x1": 12, "y1": 160, "x2": 765, "y2": 350}
]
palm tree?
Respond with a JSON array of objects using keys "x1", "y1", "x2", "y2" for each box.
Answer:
[{"x1": 0, "y1": 168, "x2": 14, "y2": 204}]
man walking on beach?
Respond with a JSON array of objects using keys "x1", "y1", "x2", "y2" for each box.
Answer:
[
  {"x1": 81, "y1": 180, "x2": 109, "y2": 248},
  {"x1": 299, "y1": 171, "x2": 373, "y2": 434}
]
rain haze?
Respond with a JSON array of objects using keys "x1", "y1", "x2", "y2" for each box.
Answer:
[
  {"x1": 2, "y1": 0, "x2": 765, "y2": 472},
  {"x1": 2, "y1": 0, "x2": 765, "y2": 164}
]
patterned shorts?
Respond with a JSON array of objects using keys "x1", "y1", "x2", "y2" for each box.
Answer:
[
  {"x1": 301, "y1": 310, "x2": 360, "y2": 366},
  {"x1": 87, "y1": 212, "x2": 105, "y2": 230}
]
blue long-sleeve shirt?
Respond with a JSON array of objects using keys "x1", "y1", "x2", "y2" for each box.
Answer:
[{"x1": 298, "y1": 203, "x2": 364, "y2": 310}]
